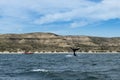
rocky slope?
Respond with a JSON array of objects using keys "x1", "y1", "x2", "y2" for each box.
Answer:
[{"x1": 0, "y1": 32, "x2": 120, "y2": 52}]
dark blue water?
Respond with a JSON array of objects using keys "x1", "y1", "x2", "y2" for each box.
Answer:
[{"x1": 0, "y1": 53, "x2": 120, "y2": 80}]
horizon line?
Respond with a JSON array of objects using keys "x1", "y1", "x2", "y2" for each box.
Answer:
[{"x1": 0, "y1": 32, "x2": 120, "y2": 38}]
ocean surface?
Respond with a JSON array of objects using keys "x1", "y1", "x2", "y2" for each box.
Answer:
[{"x1": 0, "y1": 53, "x2": 120, "y2": 80}]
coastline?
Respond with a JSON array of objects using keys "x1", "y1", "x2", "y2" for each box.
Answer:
[{"x1": 0, "y1": 51, "x2": 119, "y2": 54}]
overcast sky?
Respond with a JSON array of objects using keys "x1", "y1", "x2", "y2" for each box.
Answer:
[{"x1": 0, "y1": 0, "x2": 120, "y2": 37}]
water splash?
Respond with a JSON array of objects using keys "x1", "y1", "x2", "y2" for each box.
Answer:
[{"x1": 65, "y1": 55, "x2": 73, "y2": 57}]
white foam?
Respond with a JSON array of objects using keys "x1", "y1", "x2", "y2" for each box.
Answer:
[
  {"x1": 65, "y1": 55, "x2": 73, "y2": 57},
  {"x1": 32, "y1": 69, "x2": 48, "y2": 72}
]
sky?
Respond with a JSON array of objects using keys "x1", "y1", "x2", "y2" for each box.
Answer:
[{"x1": 0, "y1": 0, "x2": 120, "y2": 37}]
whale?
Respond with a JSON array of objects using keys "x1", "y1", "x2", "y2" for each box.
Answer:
[{"x1": 70, "y1": 47, "x2": 79, "y2": 56}]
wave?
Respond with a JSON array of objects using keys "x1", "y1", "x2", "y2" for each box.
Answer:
[
  {"x1": 31, "y1": 68, "x2": 80, "y2": 73},
  {"x1": 31, "y1": 69, "x2": 49, "y2": 72}
]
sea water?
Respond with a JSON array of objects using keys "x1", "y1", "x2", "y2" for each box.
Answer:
[{"x1": 0, "y1": 53, "x2": 120, "y2": 80}]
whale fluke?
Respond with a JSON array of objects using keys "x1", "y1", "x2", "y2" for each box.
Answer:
[{"x1": 70, "y1": 47, "x2": 79, "y2": 56}]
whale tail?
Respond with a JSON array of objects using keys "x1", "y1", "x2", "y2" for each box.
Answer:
[{"x1": 70, "y1": 47, "x2": 79, "y2": 56}]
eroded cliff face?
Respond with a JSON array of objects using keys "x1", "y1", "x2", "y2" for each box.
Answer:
[{"x1": 0, "y1": 32, "x2": 120, "y2": 52}]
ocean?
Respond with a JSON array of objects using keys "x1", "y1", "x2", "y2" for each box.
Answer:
[{"x1": 0, "y1": 53, "x2": 120, "y2": 80}]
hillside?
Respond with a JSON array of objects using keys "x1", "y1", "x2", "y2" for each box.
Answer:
[{"x1": 0, "y1": 32, "x2": 120, "y2": 53}]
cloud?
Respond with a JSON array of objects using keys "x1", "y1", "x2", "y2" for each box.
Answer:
[
  {"x1": 33, "y1": 0, "x2": 120, "y2": 27},
  {"x1": 88, "y1": 0, "x2": 120, "y2": 20},
  {"x1": 70, "y1": 21, "x2": 89, "y2": 28},
  {"x1": 0, "y1": 0, "x2": 120, "y2": 33}
]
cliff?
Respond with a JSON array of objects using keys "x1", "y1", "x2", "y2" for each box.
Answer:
[{"x1": 0, "y1": 32, "x2": 120, "y2": 52}]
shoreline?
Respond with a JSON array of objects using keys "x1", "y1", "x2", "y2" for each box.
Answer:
[{"x1": 0, "y1": 51, "x2": 119, "y2": 54}]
